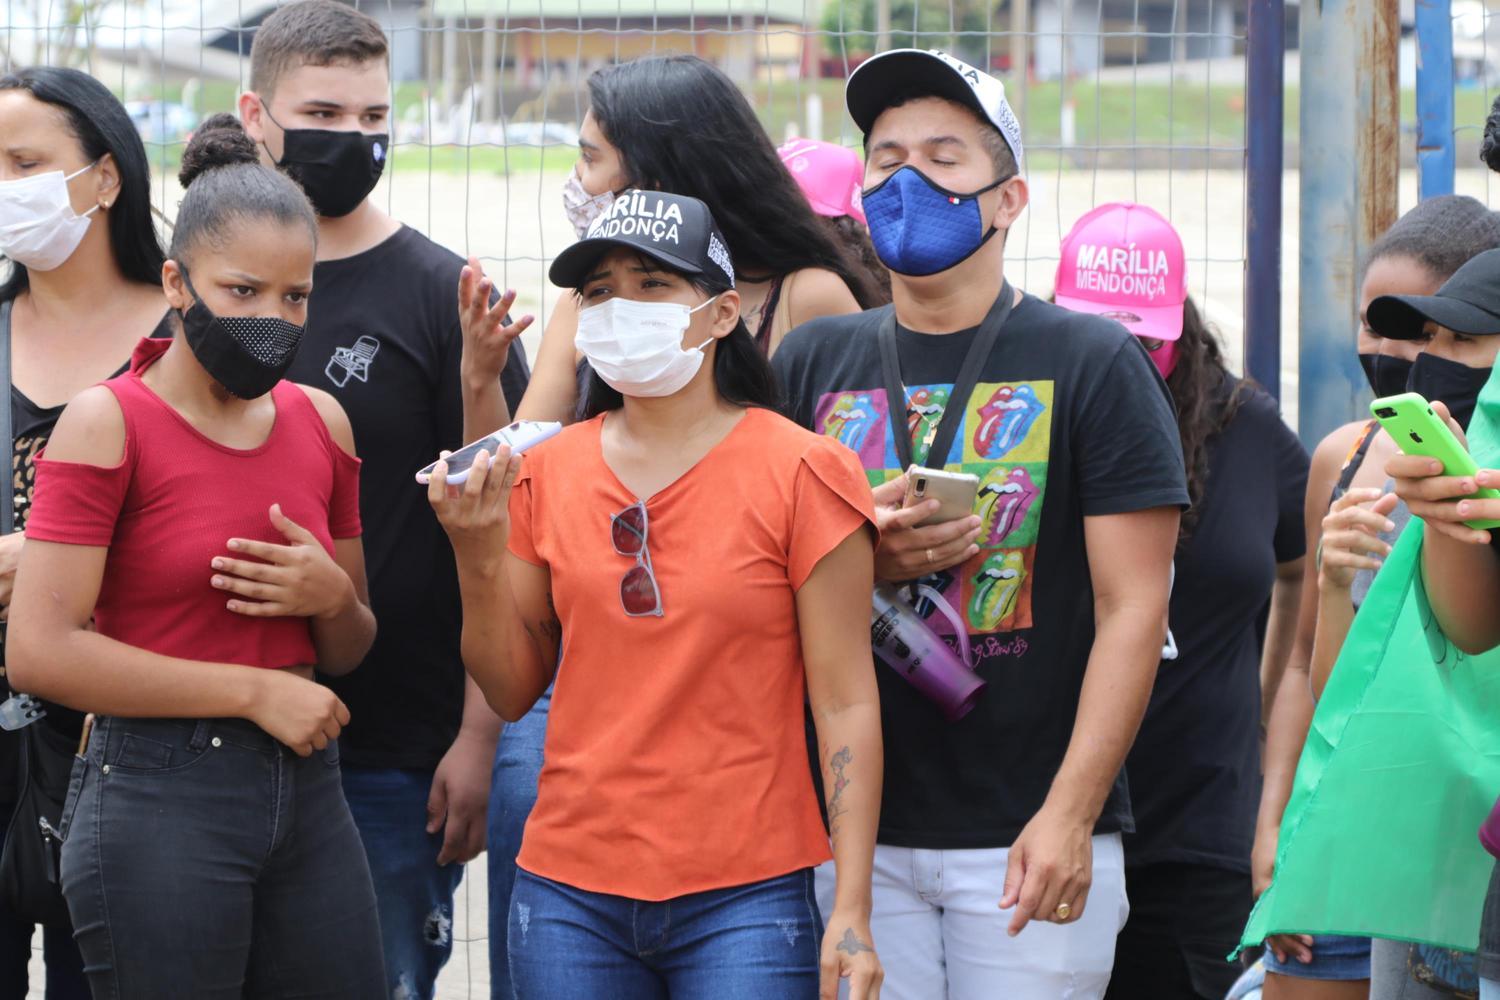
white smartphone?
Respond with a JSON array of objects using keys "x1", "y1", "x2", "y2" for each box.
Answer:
[
  {"x1": 902, "y1": 465, "x2": 981, "y2": 527},
  {"x1": 414, "y1": 420, "x2": 562, "y2": 486}
]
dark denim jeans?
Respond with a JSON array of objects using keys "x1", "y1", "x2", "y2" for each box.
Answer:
[
  {"x1": 342, "y1": 765, "x2": 466, "y2": 1000},
  {"x1": 507, "y1": 868, "x2": 823, "y2": 999},
  {"x1": 0, "y1": 798, "x2": 87, "y2": 1000},
  {"x1": 59, "y1": 716, "x2": 385, "y2": 999},
  {"x1": 488, "y1": 687, "x2": 549, "y2": 1000}
]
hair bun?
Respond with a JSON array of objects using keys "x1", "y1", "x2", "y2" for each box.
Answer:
[{"x1": 178, "y1": 113, "x2": 259, "y2": 188}]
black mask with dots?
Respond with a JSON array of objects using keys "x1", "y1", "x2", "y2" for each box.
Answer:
[{"x1": 178, "y1": 269, "x2": 303, "y2": 399}]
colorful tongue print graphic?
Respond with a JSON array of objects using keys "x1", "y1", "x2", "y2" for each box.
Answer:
[
  {"x1": 821, "y1": 392, "x2": 879, "y2": 453},
  {"x1": 970, "y1": 550, "x2": 1027, "y2": 630},
  {"x1": 905, "y1": 386, "x2": 949, "y2": 461},
  {"x1": 977, "y1": 466, "x2": 1038, "y2": 545},
  {"x1": 974, "y1": 385, "x2": 1045, "y2": 460}
]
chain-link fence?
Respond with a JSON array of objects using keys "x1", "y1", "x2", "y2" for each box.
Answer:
[
  {"x1": 10, "y1": 2, "x2": 1259, "y2": 995},
  {"x1": 1, "y1": 0, "x2": 1257, "y2": 371}
]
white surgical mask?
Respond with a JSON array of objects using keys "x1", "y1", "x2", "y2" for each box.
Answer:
[
  {"x1": 576, "y1": 295, "x2": 719, "y2": 398},
  {"x1": 0, "y1": 162, "x2": 100, "y2": 272},
  {"x1": 562, "y1": 171, "x2": 617, "y2": 239}
]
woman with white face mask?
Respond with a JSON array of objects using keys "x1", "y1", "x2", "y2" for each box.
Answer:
[
  {"x1": 431, "y1": 190, "x2": 886, "y2": 1000},
  {"x1": 0, "y1": 66, "x2": 168, "y2": 1000}
]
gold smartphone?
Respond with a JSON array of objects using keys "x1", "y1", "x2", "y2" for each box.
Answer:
[{"x1": 903, "y1": 466, "x2": 981, "y2": 527}]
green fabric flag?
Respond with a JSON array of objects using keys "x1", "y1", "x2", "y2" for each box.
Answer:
[{"x1": 1240, "y1": 387, "x2": 1500, "y2": 953}]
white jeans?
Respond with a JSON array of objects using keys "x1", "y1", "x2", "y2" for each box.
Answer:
[{"x1": 816, "y1": 834, "x2": 1129, "y2": 1000}]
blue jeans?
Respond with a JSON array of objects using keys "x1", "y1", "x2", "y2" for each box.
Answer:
[
  {"x1": 60, "y1": 717, "x2": 384, "y2": 999},
  {"x1": 343, "y1": 765, "x2": 466, "y2": 1000},
  {"x1": 508, "y1": 868, "x2": 823, "y2": 999},
  {"x1": 0, "y1": 798, "x2": 87, "y2": 999},
  {"x1": 488, "y1": 688, "x2": 550, "y2": 1000},
  {"x1": 1263, "y1": 933, "x2": 1371, "y2": 980},
  {"x1": 1483, "y1": 978, "x2": 1500, "y2": 999}
]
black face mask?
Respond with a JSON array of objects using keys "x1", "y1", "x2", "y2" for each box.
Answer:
[
  {"x1": 1407, "y1": 353, "x2": 1493, "y2": 431},
  {"x1": 179, "y1": 270, "x2": 304, "y2": 400},
  {"x1": 266, "y1": 110, "x2": 388, "y2": 218},
  {"x1": 1359, "y1": 353, "x2": 1414, "y2": 400}
]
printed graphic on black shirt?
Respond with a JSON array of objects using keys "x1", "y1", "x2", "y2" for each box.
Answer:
[
  {"x1": 816, "y1": 379, "x2": 1050, "y2": 637},
  {"x1": 774, "y1": 295, "x2": 1187, "y2": 849},
  {"x1": 325, "y1": 335, "x2": 380, "y2": 388}
]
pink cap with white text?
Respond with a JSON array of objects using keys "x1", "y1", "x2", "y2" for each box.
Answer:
[
  {"x1": 777, "y1": 138, "x2": 866, "y2": 225},
  {"x1": 1055, "y1": 202, "x2": 1186, "y2": 342}
]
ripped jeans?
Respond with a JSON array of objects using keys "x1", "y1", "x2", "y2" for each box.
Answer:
[
  {"x1": 507, "y1": 867, "x2": 823, "y2": 999},
  {"x1": 342, "y1": 766, "x2": 466, "y2": 1000}
]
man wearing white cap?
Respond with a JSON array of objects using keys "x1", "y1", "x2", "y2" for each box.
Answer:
[{"x1": 774, "y1": 49, "x2": 1187, "y2": 997}]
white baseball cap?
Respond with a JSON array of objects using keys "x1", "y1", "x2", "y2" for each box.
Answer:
[{"x1": 845, "y1": 49, "x2": 1024, "y2": 168}]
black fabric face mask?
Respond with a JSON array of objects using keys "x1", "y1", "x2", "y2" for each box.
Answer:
[
  {"x1": 179, "y1": 270, "x2": 304, "y2": 400},
  {"x1": 1407, "y1": 353, "x2": 1494, "y2": 431},
  {"x1": 1359, "y1": 353, "x2": 1414, "y2": 400},
  {"x1": 266, "y1": 110, "x2": 388, "y2": 218}
]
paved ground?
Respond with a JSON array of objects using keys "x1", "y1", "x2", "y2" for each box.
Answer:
[{"x1": 27, "y1": 163, "x2": 1500, "y2": 997}]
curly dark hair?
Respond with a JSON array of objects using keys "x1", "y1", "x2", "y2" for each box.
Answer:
[
  {"x1": 1483, "y1": 93, "x2": 1500, "y2": 172},
  {"x1": 1165, "y1": 297, "x2": 1245, "y2": 544}
]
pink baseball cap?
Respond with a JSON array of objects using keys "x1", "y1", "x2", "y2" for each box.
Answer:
[
  {"x1": 777, "y1": 138, "x2": 866, "y2": 225},
  {"x1": 1055, "y1": 202, "x2": 1187, "y2": 342}
]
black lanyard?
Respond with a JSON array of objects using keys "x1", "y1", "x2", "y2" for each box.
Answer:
[{"x1": 877, "y1": 282, "x2": 1015, "y2": 471}]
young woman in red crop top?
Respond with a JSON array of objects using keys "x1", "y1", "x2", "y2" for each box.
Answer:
[{"x1": 3, "y1": 115, "x2": 385, "y2": 998}]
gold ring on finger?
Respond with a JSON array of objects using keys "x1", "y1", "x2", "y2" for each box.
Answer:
[
  {"x1": 926, "y1": 548, "x2": 936, "y2": 564},
  {"x1": 1055, "y1": 902, "x2": 1072, "y2": 921}
]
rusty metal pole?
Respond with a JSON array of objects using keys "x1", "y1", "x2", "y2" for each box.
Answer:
[{"x1": 1296, "y1": 0, "x2": 1400, "y2": 447}]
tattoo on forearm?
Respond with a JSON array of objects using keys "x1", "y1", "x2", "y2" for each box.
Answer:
[
  {"x1": 826, "y1": 745, "x2": 852, "y2": 834},
  {"x1": 836, "y1": 928, "x2": 873, "y2": 956}
]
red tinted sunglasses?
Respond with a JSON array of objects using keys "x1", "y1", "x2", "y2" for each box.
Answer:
[{"x1": 610, "y1": 501, "x2": 663, "y2": 618}]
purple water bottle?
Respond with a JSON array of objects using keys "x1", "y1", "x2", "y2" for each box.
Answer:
[{"x1": 871, "y1": 583, "x2": 986, "y2": 721}]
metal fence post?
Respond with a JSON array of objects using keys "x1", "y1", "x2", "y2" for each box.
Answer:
[
  {"x1": 1245, "y1": 0, "x2": 1284, "y2": 400},
  {"x1": 1416, "y1": 0, "x2": 1456, "y2": 199},
  {"x1": 1297, "y1": 0, "x2": 1401, "y2": 448}
]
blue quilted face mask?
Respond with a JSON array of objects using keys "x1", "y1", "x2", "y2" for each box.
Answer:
[{"x1": 863, "y1": 166, "x2": 1008, "y2": 277}]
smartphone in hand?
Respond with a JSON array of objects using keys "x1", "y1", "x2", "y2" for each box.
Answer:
[
  {"x1": 902, "y1": 465, "x2": 981, "y2": 527},
  {"x1": 415, "y1": 420, "x2": 562, "y2": 486},
  {"x1": 1371, "y1": 392, "x2": 1500, "y2": 529}
]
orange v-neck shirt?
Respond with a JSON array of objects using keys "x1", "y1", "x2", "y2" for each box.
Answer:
[{"x1": 507, "y1": 406, "x2": 875, "y2": 900}]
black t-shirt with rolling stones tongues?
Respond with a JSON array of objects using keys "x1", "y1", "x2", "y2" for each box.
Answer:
[{"x1": 774, "y1": 293, "x2": 1187, "y2": 848}]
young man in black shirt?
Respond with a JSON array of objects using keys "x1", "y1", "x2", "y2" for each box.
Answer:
[
  {"x1": 773, "y1": 49, "x2": 1186, "y2": 998},
  {"x1": 240, "y1": 5, "x2": 530, "y2": 997}
]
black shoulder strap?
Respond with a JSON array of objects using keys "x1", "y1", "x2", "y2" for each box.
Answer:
[
  {"x1": 878, "y1": 282, "x2": 1015, "y2": 471},
  {"x1": 1, "y1": 300, "x2": 13, "y2": 535}
]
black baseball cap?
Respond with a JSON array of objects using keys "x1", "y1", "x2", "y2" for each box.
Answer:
[
  {"x1": 1368, "y1": 247, "x2": 1500, "y2": 339},
  {"x1": 548, "y1": 190, "x2": 736, "y2": 290}
]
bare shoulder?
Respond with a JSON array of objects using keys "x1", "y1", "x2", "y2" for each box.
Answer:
[
  {"x1": 783, "y1": 267, "x2": 861, "y2": 327},
  {"x1": 46, "y1": 385, "x2": 126, "y2": 466},
  {"x1": 292, "y1": 384, "x2": 358, "y2": 456}
]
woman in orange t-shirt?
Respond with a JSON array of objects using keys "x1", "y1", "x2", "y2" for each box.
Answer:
[{"x1": 430, "y1": 191, "x2": 885, "y2": 999}]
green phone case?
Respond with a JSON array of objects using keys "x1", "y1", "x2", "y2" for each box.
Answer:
[{"x1": 1370, "y1": 392, "x2": 1500, "y2": 530}]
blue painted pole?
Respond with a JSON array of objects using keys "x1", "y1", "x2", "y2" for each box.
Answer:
[
  {"x1": 1416, "y1": 0, "x2": 1456, "y2": 199},
  {"x1": 1245, "y1": 0, "x2": 1284, "y2": 400},
  {"x1": 1297, "y1": 0, "x2": 1401, "y2": 449}
]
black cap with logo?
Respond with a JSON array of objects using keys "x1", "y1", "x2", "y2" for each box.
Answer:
[
  {"x1": 1368, "y1": 247, "x2": 1500, "y2": 340},
  {"x1": 548, "y1": 190, "x2": 736, "y2": 290}
]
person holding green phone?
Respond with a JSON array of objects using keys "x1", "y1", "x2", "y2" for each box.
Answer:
[{"x1": 1372, "y1": 246, "x2": 1500, "y2": 1000}]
